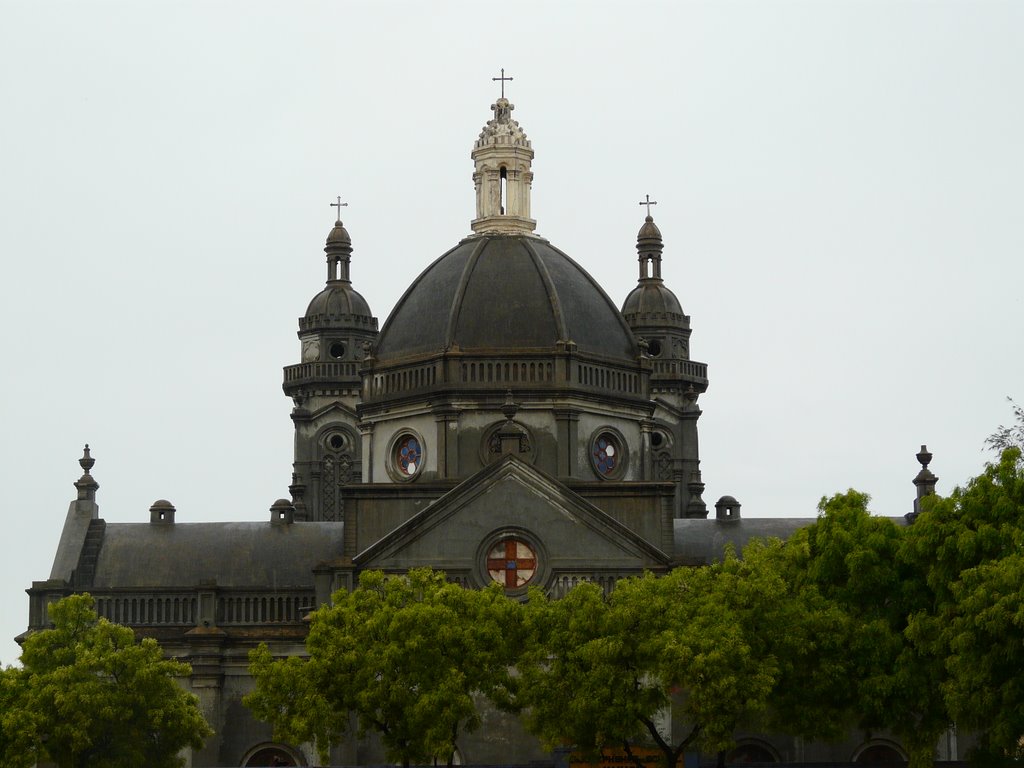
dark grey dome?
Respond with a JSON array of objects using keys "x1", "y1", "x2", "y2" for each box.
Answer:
[
  {"x1": 375, "y1": 235, "x2": 637, "y2": 361},
  {"x1": 621, "y1": 280, "x2": 684, "y2": 318},
  {"x1": 299, "y1": 218, "x2": 378, "y2": 333},
  {"x1": 305, "y1": 284, "x2": 373, "y2": 320},
  {"x1": 326, "y1": 221, "x2": 351, "y2": 245}
]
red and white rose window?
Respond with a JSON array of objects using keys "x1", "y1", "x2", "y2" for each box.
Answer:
[{"x1": 486, "y1": 539, "x2": 537, "y2": 589}]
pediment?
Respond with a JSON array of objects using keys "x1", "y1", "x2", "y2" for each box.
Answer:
[
  {"x1": 355, "y1": 456, "x2": 669, "y2": 588},
  {"x1": 308, "y1": 400, "x2": 359, "y2": 422}
]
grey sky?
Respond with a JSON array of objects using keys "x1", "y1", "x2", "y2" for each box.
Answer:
[{"x1": 1, "y1": 0, "x2": 1021, "y2": 666}]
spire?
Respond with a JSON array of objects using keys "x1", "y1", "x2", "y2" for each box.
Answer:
[
  {"x1": 471, "y1": 71, "x2": 536, "y2": 235},
  {"x1": 325, "y1": 198, "x2": 353, "y2": 284},
  {"x1": 636, "y1": 197, "x2": 664, "y2": 280},
  {"x1": 74, "y1": 444, "x2": 99, "y2": 501}
]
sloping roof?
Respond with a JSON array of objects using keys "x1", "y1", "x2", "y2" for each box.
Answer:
[
  {"x1": 90, "y1": 522, "x2": 345, "y2": 589},
  {"x1": 672, "y1": 518, "x2": 812, "y2": 565}
]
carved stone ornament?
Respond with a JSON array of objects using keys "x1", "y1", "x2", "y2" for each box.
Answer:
[{"x1": 302, "y1": 339, "x2": 320, "y2": 362}]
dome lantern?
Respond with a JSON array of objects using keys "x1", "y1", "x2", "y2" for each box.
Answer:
[{"x1": 470, "y1": 71, "x2": 537, "y2": 235}]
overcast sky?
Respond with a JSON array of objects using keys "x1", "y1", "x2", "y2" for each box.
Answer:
[{"x1": 1, "y1": 0, "x2": 1021, "y2": 666}]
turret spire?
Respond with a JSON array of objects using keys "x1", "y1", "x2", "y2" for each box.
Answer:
[
  {"x1": 325, "y1": 199, "x2": 353, "y2": 284},
  {"x1": 636, "y1": 201, "x2": 664, "y2": 281}
]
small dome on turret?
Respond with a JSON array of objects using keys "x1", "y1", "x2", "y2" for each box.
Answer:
[
  {"x1": 326, "y1": 220, "x2": 351, "y2": 246},
  {"x1": 304, "y1": 284, "x2": 373, "y2": 321},
  {"x1": 621, "y1": 212, "x2": 688, "y2": 326},
  {"x1": 299, "y1": 215, "x2": 377, "y2": 333},
  {"x1": 621, "y1": 279, "x2": 684, "y2": 318},
  {"x1": 637, "y1": 215, "x2": 662, "y2": 242}
]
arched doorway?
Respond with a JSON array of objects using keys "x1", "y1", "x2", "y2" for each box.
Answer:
[
  {"x1": 242, "y1": 744, "x2": 304, "y2": 767},
  {"x1": 727, "y1": 741, "x2": 779, "y2": 763},
  {"x1": 854, "y1": 741, "x2": 907, "y2": 764}
]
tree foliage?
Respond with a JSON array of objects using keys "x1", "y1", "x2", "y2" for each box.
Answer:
[
  {"x1": 783, "y1": 491, "x2": 948, "y2": 768},
  {"x1": 0, "y1": 664, "x2": 38, "y2": 768},
  {"x1": 3, "y1": 594, "x2": 211, "y2": 768},
  {"x1": 905, "y1": 448, "x2": 1024, "y2": 762},
  {"x1": 984, "y1": 397, "x2": 1024, "y2": 455},
  {"x1": 517, "y1": 541, "x2": 812, "y2": 768},
  {"x1": 247, "y1": 568, "x2": 520, "y2": 767}
]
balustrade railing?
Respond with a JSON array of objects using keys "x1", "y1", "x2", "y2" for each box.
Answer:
[
  {"x1": 284, "y1": 361, "x2": 360, "y2": 384},
  {"x1": 368, "y1": 355, "x2": 646, "y2": 399},
  {"x1": 91, "y1": 591, "x2": 316, "y2": 627},
  {"x1": 650, "y1": 359, "x2": 708, "y2": 379},
  {"x1": 217, "y1": 592, "x2": 316, "y2": 625},
  {"x1": 94, "y1": 594, "x2": 198, "y2": 626}
]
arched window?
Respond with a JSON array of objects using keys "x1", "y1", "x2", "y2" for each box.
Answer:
[
  {"x1": 854, "y1": 741, "x2": 907, "y2": 764},
  {"x1": 727, "y1": 741, "x2": 779, "y2": 764},
  {"x1": 242, "y1": 744, "x2": 303, "y2": 766}
]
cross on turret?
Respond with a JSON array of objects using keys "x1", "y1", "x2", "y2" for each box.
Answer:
[
  {"x1": 492, "y1": 68, "x2": 513, "y2": 98},
  {"x1": 330, "y1": 196, "x2": 348, "y2": 223},
  {"x1": 639, "y1": 194, "x2": 658, "y2": 217}
]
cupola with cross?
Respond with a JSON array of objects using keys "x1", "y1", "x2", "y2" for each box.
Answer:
[
  {"x1": 621, "y1": 198, "x2": 710, "y2": 519},
  {"x1": 282, "y1": 200, "x2": 378, "y2": 521},
  {"x1": 471, "y1": 69, "x2": 536, "y2": 235},
  {"x1": 621, "y1": 197, "x2": 701, "y2": 378}
]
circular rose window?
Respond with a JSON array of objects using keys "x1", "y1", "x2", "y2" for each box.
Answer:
[
  {"x1": 486, "y1": 539, "x2": 537, "y2": 589},
  {"x1": 592, "y1": 432, "x2": 620, "y2": 477},
  {"x1": 395, "y1": 435, "x2": 422, "y2": 476}
]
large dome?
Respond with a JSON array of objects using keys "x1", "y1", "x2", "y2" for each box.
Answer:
[{"x1": 374, "y1": 235, "x2": 638, "y2": 362}]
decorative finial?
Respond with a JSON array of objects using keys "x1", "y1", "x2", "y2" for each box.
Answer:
[
  {"x1": 916, "y1": 444, "x2": 932, "y2": 469},
  {"x1": 74, "y1": 444, "x2": 99, "y2": 502},
  {"x1": 639, "y1": 194, "x2": 658, "y2": 219},
  {"x1": 909, "y1": 444, "x2": 938, "y2": 522},
  {"x1": 501, "y1": 389, "x2": 519, "y2": 423},
  {"x1": 330, "y1": 196, "x2": 348, "y2": 224},
  {"x1": 79, "y1": 444, "x2": 95, "y2": 473},
  {"x1": 492, "y1": 67, "x2": 513, "y2": 99}
]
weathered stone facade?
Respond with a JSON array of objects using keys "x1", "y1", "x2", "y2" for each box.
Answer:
[{"x1": 25, "y1": 94, "x2": 945, "y2": 768}]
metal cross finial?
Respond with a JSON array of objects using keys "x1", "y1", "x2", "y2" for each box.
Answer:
[
  {"x1": 330, "y1": 196, "x2": 348, "y2": 222},
  {"x1": 639, "y1": 194, "x2": 658, "y2": 217},
  {"x1": 492, "y1": 68, "x2": 513, "y2": 99}
]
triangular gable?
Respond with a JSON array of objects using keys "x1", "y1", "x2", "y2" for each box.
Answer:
[
  {"x1": 308, "y1": 400, "x2": 359, "y2": 422},
  {"x1": 355, "y1": 456, "x2": 669, "y2": 582}
]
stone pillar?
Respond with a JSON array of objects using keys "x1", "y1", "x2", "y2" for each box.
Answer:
[
  {"x1": 359, "y1": 421, "x2": 375, "y2": 483},
  {"x1": 555, "y1": 407, "x2": 580, "y2": 479},
  {"x1": 433, "y1": 406, "x2": 459, "y2": 479}
]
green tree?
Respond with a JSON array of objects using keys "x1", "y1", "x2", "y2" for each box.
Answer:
[
  {"x1": 247, "y1": 568, "x2": 520, "y2": 767},
  {"x1": 784, "y1": 490, "x2": 948, "y2": 768},
  {"x1": 10, "y1": 593, "x2": 212, "y2": 768},
  {"x1": 905, "y1": 448, "x2": 1024, "y2": 762},
  {"x1": 517, "y1": 541, "x2": 809, "y2": 768},
  {"x1": 984, "y1": 397, "x2": 1024, "y2": 455},
  {"x1": 0, "y1": 665, "x2": 38, "y2": 768}
]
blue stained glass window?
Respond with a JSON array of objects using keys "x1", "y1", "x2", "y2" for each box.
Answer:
[
  {"x1": 592, "y1": 433, "x2": 619, "y2": 476},
  {"x1": 396, "y1": 436, "x2": 421, "y2": 476}
]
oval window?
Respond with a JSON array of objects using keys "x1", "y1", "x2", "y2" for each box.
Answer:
[
  {"x1": 395, "y1": 435, "x2": 422, "y2": 476},
  {"x1": 592, "y1": 432, "x2": 620, "y2": 477}
]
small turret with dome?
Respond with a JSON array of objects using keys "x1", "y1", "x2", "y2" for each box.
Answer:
[
  {"x1": 282, "y1": 203, "x2": 378, "y2": 521},
  {"x1": 297, "y1": 201, "x2": 378, "y2": 351},
  {"x1": 621, "y1": 199, "x2": 706, "y2": 394},
  {"x1": 621, "y1": 198, "x2": 710, "y2": 519}
]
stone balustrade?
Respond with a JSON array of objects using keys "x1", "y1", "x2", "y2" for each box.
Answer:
[{"x1": 91, "y1": 590, "x2": 316, "y2": 627}]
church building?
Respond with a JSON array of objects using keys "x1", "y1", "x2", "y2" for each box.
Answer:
[{"x1": 25, "y1": 85, "x2": 939, "y2": 767}]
